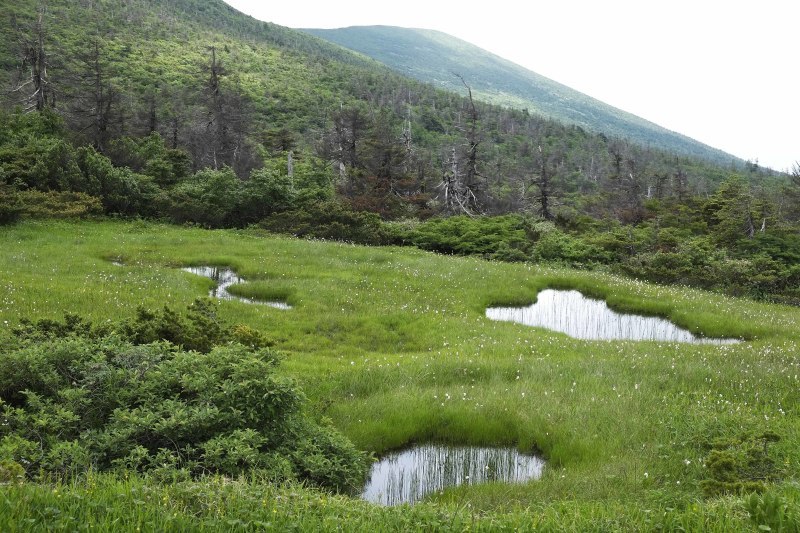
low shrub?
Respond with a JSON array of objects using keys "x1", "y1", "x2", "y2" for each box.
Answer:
[
  {"x1": 1, "y1": 307, "x2": 369, "y2": 494},
  {"x1": 259, "y1": 200, "x2": 390, "y2": 245}
]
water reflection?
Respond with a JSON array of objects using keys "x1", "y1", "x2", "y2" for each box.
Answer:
[
  {"x1": 361, "y1": 445, "x2": 544, "y2": 506},
  {"x1": 182, "y1": 266, "x2": 291, "y2": 310},
  {"x1": 487, "y1": 289, "x2": 738, "y2": 344}
]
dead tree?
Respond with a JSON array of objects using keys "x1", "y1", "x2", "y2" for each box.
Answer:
[
  {"x1": 458, "y1": 74, "x2": 480, "y2": 198},
  {"x1": 437, "y1": 75, "x2": 481, "y2": 215},
  {"x1": 13, "y1": 5, "x2": 55, "y2": 112},
  {"x1": 530, "y1": 145, "x2": 555, "y2": 220}
]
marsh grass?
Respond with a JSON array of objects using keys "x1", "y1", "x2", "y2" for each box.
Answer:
[
  {"x1": 1, "y1": 220, "x2": 799, "y2": 529},
  {"x1": 227, "y1": 281, "x2": 296, "y2": 305},
  {"x1": 0, "y1": 472, "x2": 790, "y2": 531}
]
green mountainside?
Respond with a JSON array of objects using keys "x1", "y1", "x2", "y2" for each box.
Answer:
[
  {"x1": 1, "y1": 0, "x2": 745, "y2": 216},
  {"x1": 303, "y1": 26, "x2": 739, "y2": 166}
]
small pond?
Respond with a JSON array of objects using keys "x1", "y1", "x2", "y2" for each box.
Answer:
[
  {"x1": 361, "y1": 445, "x2": 544, "y2": 506},
  {"x1": 182, "y1": 266, "x2": 291, "y2": 310},
  {"x1": 487, "y1": 289, "x2": 738, "y2": 344}
]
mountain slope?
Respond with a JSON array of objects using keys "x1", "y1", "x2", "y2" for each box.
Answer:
[
  {"x1": 1, "y1": 0, "x2": 745, "y2": 223},
  {"x1": 302, "y1": 26, "x2": 738, "y2": 166}
]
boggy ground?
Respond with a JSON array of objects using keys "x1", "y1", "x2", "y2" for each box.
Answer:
[{"x1": 1, "y1": 219, "x2": 798, "y2": 530}]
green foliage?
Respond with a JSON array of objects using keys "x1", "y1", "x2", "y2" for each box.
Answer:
[
  {"x1": 532, "y1": 226, "x2": 604, "y2": 266},
  {"x1": 119, "y1": 299, "x2": 231, "y2": 353},
  {"x1": 12, "y1": 312, "x2": 101, "y2": 341},
  {"x1": 13, "y1": 299, "x2": 271, "y2": 354},
  {"x1": 76, "y1": 146, "x2": 159, "y2": 216},
  {"x1": 108, "y1": 133, "x2": 191, "y2": 188},
  {"x1": 16, "y1": 190, "x2": 104, "y2": 219},
  {"x1": 0, "y1": 459, "x2": 25, "y2": 484},
  {"x1": 406, "y1": 214, "x2": 533, "y2": 259},
  {"x1": 0, "y1": 112, "x2": 159, "y2": 217},
  {"x1": 0, "y1": 185, "x2": 23, "y2": 224},
  {"x1": 260, "y1": 200, "x2": 390, "y2": 245},
  {"x1": 747, "y1": 492, "x2": 800, "y2": 532},
  {"x1": 237, "y1": 155, "x2": 333, "y2": 224},
  {"x1": 0, "y1": 316, "x2": 368, "y2": 493},
  {"x1": 167, "y1": 167, "x2": 241, "y2": 227},
  {"x1": 0, "y1": 130, "x2": 83, "y2": 191},
  {"x1": 163, "y1": 158, "x2": 334, "y2": 228},
  {"x1": 239, "y1": 166, "x2": 296, "y2": 220},
  {"x1": 704, "y1": 175, "x2": 758, "y2": 246},
  {"x1": 0, "y1": 110, "x2": 82, "y2": 191}
]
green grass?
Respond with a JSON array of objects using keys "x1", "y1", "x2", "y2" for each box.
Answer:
[
  {"x1": 226, "y1": 281, "x2": 296, "y2": 306},
  {"x1": 1, "y1": 219, "x2": 800, "y2": 530},
  {"x1": 5, "y1": 472, "x2": 796, "y2": 531}
]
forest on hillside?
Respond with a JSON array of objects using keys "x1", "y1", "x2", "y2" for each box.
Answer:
[
  {"x1": 1, "y1": 0, "x2": 799, "y2": 302},
  {"x1": 304, "y1": 25, "x2": 740, "y2": 166}
]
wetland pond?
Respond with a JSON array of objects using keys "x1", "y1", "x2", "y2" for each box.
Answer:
[
  {"x1": 486, "y1": 289, "x2": 739, "y2": 344},
  {"x1": 182, "y1": 266, "x2": 291, "y2": 309},
  {"x1": 361, "y1": 445, "x2": 544, "y2": 506}
]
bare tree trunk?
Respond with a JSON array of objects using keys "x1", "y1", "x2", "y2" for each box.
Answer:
[{"x1": 14, "y1": 6, "x2": 55, "y2": 112}]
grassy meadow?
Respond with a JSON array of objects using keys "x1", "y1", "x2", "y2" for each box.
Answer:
[{"x1": 1, "y1": 219, "x2": 799, "y2": 530}]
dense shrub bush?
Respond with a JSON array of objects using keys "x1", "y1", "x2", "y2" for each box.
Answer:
[
  {"x1": 407, "y1": 214, "x2": 533, "y2": 259},
  {"x1": 1, "y1": 305, "x2": 369, "y2": 493},
  {"x1": 16, "y1": 190, "x2": 104, "y2": 219},
  {"x1": 14, "y1": 300, "x2": 270, "y2": 354},
  {"x1": 259, "y1": 200, "x2": 390, "y2": 245},
  {"x1": 0, "y1": 185, "x2": 23, "y2": 224}
]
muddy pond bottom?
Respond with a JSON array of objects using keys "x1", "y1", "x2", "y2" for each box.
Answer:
[
  {"x1": 361, "y1": 445, "x2": 544, "y2": 506},
  {"x1": 486, "y1": 289, "x2": 738, "y2": 344},
  {"x1": 182, "y1": 266, "x2": 291, "y2": 309}
]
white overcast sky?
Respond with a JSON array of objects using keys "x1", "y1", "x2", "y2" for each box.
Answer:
[{"x1": 224, "y1": 0, "x2": 798, "y2": 171}]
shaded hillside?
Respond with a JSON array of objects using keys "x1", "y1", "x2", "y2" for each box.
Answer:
[{"x1": 303, "y1": 26, "x2": 739, "y2": 166}]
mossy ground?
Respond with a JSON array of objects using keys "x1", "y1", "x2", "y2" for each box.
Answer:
[{"x1": 1, "y1": 219, "x2": 799, "y2": 530}]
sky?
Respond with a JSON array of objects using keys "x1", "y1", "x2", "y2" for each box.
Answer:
[{"x1": 223, "y1": 0, "x2": 798, "y2": 171}]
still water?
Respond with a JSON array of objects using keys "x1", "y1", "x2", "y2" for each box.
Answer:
[
  {"x1": 361, "y1": 445, "x2": 544, "y2": 506},
  {"x1": 182, "y1": 266, "x2": 291, "y2": 310},
  {"x1": 486, "y1": 289, "x2": 738, "y2": 344}
]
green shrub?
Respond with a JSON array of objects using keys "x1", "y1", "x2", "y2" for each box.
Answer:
[
  {"x1": 15, "y1": 299, "x2": 270, "y2": 354},
  {"x1": 119, "y1": 299, "x2": 231, "y2": 353},
  {"x1": 0, "y1": 459, "x2": 25, "y2": 484},
  {"x1": 408, "y1": 214, "x2": 533, "y2": 259},
  {"x1": 532, "y1": 228, "x2": 603, "y2": 266},
  {"x1": 0, "y1": 186, "x2": 23, "y2": 225},
  {"x1": 2, "y1": 304, "x2": 366, "y2": 492},
  {"x1": 166, "y1": 168, "x2": 242, "y2": 227},
  {"x1": 0, "y1": 337, "x2": 368, "y2": 494},
  {"x1": 259, "y1": 200, "x2": 390, "y2": 245},
  {"x1": 16, "y1": 190, "x2": 103, "y2": 219}
]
